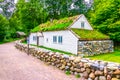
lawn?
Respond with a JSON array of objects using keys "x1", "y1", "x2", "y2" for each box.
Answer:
[{"x1": 87, "y1": 49, "x2": 120, "y2": 63}]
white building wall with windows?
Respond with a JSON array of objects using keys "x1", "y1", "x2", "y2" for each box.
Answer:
[
  {"x1": 29, "y1": 33, "x2": 37, "y2": 45},
  {"x1": 43, "y1": 30, "x2": 79, "y2": 55}
]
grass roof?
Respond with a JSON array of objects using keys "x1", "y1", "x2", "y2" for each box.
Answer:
[
  {"x1": 72, "y1": 28, "x2": 110, "y2": 40},
  {"x1": 31, "y1": 15, "x2": 79, "y2": 32}
]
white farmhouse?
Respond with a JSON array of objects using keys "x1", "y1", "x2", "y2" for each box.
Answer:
[{"x1": 29, "y1": 14, "x2": 113, "y2": 55}]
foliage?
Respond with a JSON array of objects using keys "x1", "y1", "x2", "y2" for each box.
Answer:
[
  {"x1": 87, "y1": 49, "x2": 120, "y2": 63},
  {"x1": 65, "y1": 70, "x2": 71, "y2": 75},
  {"x1": 87, "y1": 0, "x2": 120, "y2": 43},
  {"x1": 0, "y1": 14, "x2": 10, "y2": 41},
  {"x1": 72, "y1": 28, "x2": 109, "y2": 40},
  {"x1": 75, "y1": 74, "x2": 81, "y2": 78},
  {"x1": 31, "y1": 15, "x2": 79, "y2": 32}
]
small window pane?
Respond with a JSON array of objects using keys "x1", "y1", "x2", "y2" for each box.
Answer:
[
  {"x1": 81, "y1": 22, "x2": 84, "y2": 28},
  {"x1": 58, "y1": 36, "x2": 62, "y2": 44},
  {"x1": 46, "y1": 38, "x2": 48, "y2": 43},
  {"x1": 53, "y1": 36, "x2": 57, "y2": 43},
  {"x1": 33, "y1": 36, "x2": 37, "y2": 41}
]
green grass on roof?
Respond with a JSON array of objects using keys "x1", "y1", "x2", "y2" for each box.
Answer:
[
  {"x1": 31, "y1": 15, "x2": 79, "y2": 32},
  {"x1": 72, "y1": 28, "x2": 110, "y2": 40}
]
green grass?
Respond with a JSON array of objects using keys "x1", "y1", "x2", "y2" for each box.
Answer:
[
  {"x1": 22, "y1": 41, "x2": 74, "y2": 56},
  {"x1": 75, "y1": 74, "x2": 81, "y2": 78},
  {"x1": 65, "y1": 70, "x2": 71, "y2": 75},
  {"x1": 86, "y1": 49, "x2": 120, "y2": 63},
  {"x1": 0, "y1": 38, "x2": 21, "y2": 44},
  {"x1": 72, "y1": 28, "x2": 110, "y2": 40},
  {"x1": 31, "y1": 15, "x2": 79, "y2": 32},
  {"x1": 39, "y1": 46, "x2": 74, "y2": 56}
]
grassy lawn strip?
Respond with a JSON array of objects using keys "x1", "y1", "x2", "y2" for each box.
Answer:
[
  {"x1": 39, "y1": 46, "x2": 74, "y2": 55},
  {"x1": 86, "y1": 49, "x2": 120, "y2": 63},
  {"x1": 22, "y1": 42, "x2": 74, "y2": 56}
]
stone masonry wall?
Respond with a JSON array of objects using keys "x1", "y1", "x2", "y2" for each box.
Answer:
[
  {"x1": 15, "y1": 41, "x2": 120, "y2": 80},
  {"x1": 78, "y1": 40, "x2": 114, "y2": 56}
]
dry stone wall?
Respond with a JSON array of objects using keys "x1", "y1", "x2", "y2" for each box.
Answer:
[
  {"x1": 78, "y1": 40, "x2": 114, "y2": 56},
  {"x1": 15, "y1": 41, "x2": 120, "y2": 80}
]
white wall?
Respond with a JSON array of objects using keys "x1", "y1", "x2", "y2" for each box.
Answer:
[
  {"x1": 43, "y1": 30, "x2": 79, "y2": 55},
  {"x1": 39, "y1": 37, "x2": 44, "y2": 46},
  {"x1": 70, "y1": 15, "x2": 93, "y2": 30},
  {"x1": 29, "y1": 33, "x2": 37, "y2": 45}
]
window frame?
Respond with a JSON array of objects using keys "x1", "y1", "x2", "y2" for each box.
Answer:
[
  {"x1": 58, "y1": 36, "x2": 63, "y2": 44},
  {"x1": 33, "y1": 36, "x2": 37, "y2": 41},
  {"x1": 81, "y1": 21, "x2": 85, "y2": 28},
  {"x1": 53, "y1": 36, "x2": 57, "y2": 43}
]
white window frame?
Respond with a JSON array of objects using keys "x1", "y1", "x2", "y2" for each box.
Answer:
[
  {"x1": 33, "y1": 36, "x2": 37, "y2": 41},
  {"x1": 58, "y1": 36, "x2": 63, "y2": 44},
  {"x1": 53, "y1": 36, "x2": 57, "y2": 43},
  {"x1": 81, "y1": 21, "x2": 85, "y2": 28}
]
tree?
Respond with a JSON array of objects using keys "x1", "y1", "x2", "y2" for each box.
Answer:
[
  {"x1": 87, "y1": 0, "x2": 120, "y2": 43},
  {"x1": 0, "y1": 14, "x2": 10, "y2": 41}
]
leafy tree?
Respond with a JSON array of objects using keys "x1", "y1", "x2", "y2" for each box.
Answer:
[
  {"x1": 87, "y1": 0, "x2": 120, "y2": 43},
  {"x1": 0, "y1": 14, "x2": 10, "y2": 41}
]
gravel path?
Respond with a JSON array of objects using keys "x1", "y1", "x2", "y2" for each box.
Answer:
[{"x1": 0, "y1": 42, "x2": 80, "y2": 80}]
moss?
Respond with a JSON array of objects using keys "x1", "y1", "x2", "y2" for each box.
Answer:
[
  {"x1": 72, "y1": 28, "x2": 110, "y2": 40},
  {"x1": 31, "y1": 15, "x2": 79, "y2": 32}
]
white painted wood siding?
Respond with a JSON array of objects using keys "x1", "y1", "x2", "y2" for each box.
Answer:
[
  {"x1": 29, "y1": 33, "x2": 37, "y2": 45},
  {"x1": 70, "y1": 15, "x2": 93, "y2": 30},
  {"x1": 43, "y1": 30, "x2": 79, "y2": 55}
]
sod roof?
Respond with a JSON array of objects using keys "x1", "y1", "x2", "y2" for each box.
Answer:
[
  {"x1": 31, "y1": 15, "x2": 79, "y2": 32},
  {"x1": 71, "y1": 29, "x2": 110, "y2": 40}
]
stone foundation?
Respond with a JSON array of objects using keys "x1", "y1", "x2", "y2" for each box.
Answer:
[
  {"x1": 78, "y1": 40, "x2": 114, "y2": 56},
  {"x1": 15, "y1": 41, "x2": 120, "y2": 80}
]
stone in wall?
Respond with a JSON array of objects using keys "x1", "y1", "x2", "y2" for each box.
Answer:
[{"x1": 78, "y1": 40, "x2": 114, "y2": 56}]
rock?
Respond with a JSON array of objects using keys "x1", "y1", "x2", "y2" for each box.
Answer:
[
  {"x1": 82, "y1": 71, "x2": 89, "y2": 79},
  {"x1": 65, "y1": 66, "x2": 69, "y2": 70},
  {"x1": 113, "y1": 69, "x2": 120, "y2": 75},
  {"x1": 84, "y1": 63, "x2": 90, "y2": 68},
  {"x1": 89, "y1": 72, "x2": 95, "y2": 80},
  {"x1": 79, "y1": 62, "x2": 84, "y2": 67},
  {"x1": 116, "y1": 75, "x2": 120, "y2": 79},
  {"x1": 104, "y1": 66, "x2": 108, "y2": 76},
  {"x1": 94, "y1": 77, "x2": 99, "y2": 80},
  {"x1": 86, "y1": 68, "x2": 91, "y2": 74},
  {"x1": 67, "y1": 63, "x2": 71, "y2": 67},
  {"x1": 74, "y1": 57, "x2": 81, "y2": 63},
  {"x1": 99, "y1": 76, "x2": 106, "y2": 80},
  {"x1": 60, "y1": 65, "x2": 65, "y2": 70},
  {"x1": 81, "y1": 68, "x2": 85, "y2": 72},
  {"x1": 88, "y1": 78, "x2": 92, "y2": 80},
  {"x1": 74, "y1": 68, "x2": 81, "y2": 73},
  {"x1": 107, "y1": 66, "x2": 118, "y2": 71},
  {"x1": 107, "y1": 75, "x2": 112, "y2": 80},
  {"x1": 112, "y1": 78, "x2": 119, "y2": 80},
  {"x1": 70, "y1": 67, "x2": 74, "y2": 72},
  {"x1": 95, "y1": 70, "x2": 103, "y2": 76}
]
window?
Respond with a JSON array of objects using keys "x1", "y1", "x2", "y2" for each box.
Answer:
[
  {"x1": 33, "y1": 36, "x2": 37, "y2": 41},
  {"x1": 58, "y1": 36, "x2": 62, "y2": 44},
  {"x1": 46, "y1": 38, "x2": 48, "y2": 43},
  {"x1": 53, "y1": 36, "x2": 57, "y2": 43},
  {"x1": 81, "y1": 21, "x2": 84, "y2": 28}
]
